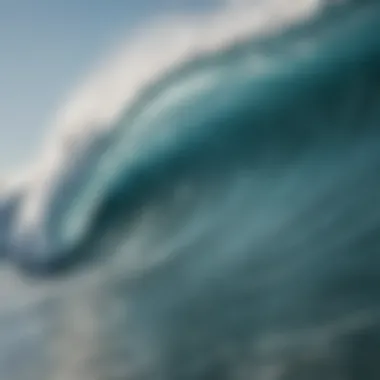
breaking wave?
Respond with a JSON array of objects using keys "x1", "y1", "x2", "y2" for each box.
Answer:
[{"x1": 0, "y1": 0, "x2": 379, "y2": 278}]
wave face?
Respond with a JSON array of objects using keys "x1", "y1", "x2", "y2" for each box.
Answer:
[{"x1": 1, "y1": 1, "x2": 380, "y2": 380}]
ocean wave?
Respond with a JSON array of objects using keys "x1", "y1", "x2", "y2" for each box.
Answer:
[
  {"x1": 0, "y1": 2, "x2": 380, "y2": 379},
  {"x1": 0, "y1": 0, "x2": 379, "y2": 278}
]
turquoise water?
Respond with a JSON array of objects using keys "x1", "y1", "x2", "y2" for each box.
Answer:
[{"x1": 0, "y1": 2, "x2": 380, "y2": 379}]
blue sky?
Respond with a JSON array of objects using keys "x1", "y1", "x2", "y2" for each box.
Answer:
[{"x1": 0, "y1": 0, "x2": 218, "y2": 176}]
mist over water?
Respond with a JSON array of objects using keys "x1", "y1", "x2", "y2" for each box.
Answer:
[{"x1": 0, "y1": 1, "x2": 380, "y2": 379}]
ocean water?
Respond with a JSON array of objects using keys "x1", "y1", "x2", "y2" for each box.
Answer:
[{"x1": 0, "y1": 1, "x2": 380, "y2": 379}]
